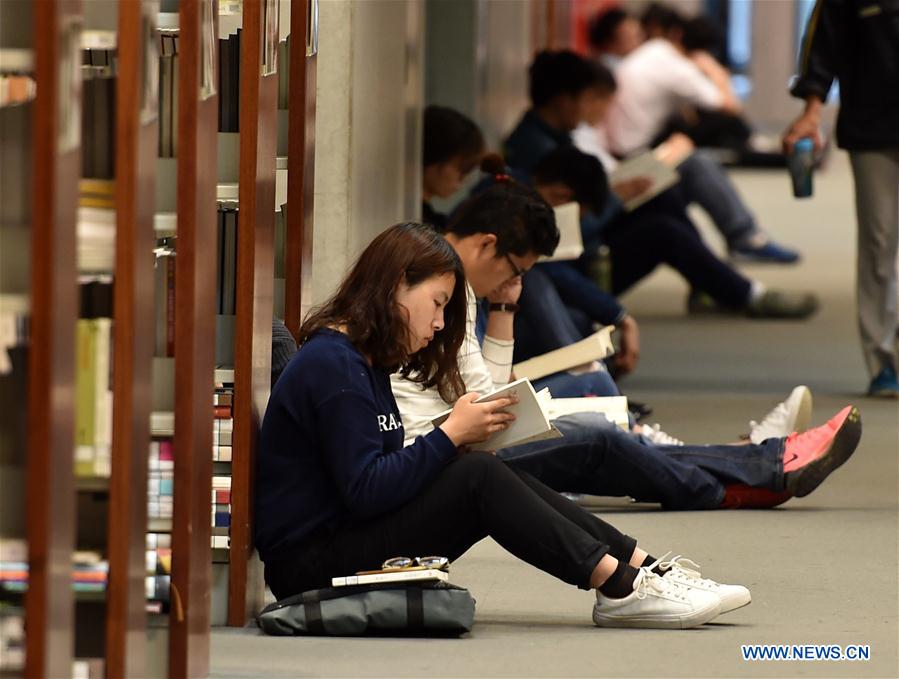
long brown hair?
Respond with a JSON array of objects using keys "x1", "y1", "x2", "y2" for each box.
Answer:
[{"x1": 299, "y1": 223, "x2": 467, "y2": 402}]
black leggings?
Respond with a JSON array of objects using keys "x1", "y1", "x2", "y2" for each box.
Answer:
[{"x1": 264, "y1": 452, "x2": 638, "y2": 600}]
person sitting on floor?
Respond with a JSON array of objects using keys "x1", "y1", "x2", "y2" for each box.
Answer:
[
  {"x1": 255, "y1": 220, "x2": 745, "y2": 630},
  {"x1": 503, "y1": 51, "x2": 817, "y2": 315},
  {"x1": 514, "y1": 48, "x2": 800, "y2": 265},
  {"x1": 528, "y1": 146, "x2": 811, "y2": 323},
  {"x1": 422, "y1": 105, "x2": 486, "y2": 231},
  {"x1": 389, "y1": 183, "x2": 863, "y2": 514}
]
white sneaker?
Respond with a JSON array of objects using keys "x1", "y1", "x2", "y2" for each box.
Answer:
[
  {"x1": 638, "y1": 423, "x2": 684, "y2": 446},
  {"x1": 593, "y1": 568, "x2": 721, "y2": 629},
  {"x1": 655, "y1": 553, "x2": 751, "y2": 614},
  {"x1": 749, "y1": 385, "x2": 813, "y2": 444}
]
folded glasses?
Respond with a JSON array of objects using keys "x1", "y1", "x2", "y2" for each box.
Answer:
[{"x1": 381, "y1": 555, "x2": 449, "y2": 571}]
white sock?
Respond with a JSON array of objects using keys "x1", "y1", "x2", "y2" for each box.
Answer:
[{"x1": 748, "y1": 281, "x2": 766, "y2": 305}]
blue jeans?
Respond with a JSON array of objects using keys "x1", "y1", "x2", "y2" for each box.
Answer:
[
  {"x1": 532, "y1": 370, "x2": 620, "y2": 398},
  {"x1": 677, "y1": 152, "x2": 757, "y2": 247},
  {"x1": 497, "y1": 412, "x2": 785, "y2": 510},
  {"x1": 538, "y1": 261, "x2": 625, "y2": 328}
]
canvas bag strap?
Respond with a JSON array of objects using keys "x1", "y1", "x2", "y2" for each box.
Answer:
[{"x1": 302, "y1": 590, "x2": 326, "y2": 634}]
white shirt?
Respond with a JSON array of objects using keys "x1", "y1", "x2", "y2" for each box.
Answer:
[
  {"x1": 604, "y1": 39, "x2": 723, "y2": 155},
  {"x1": 391, "y1": 283, "x2": 513, "y2": 445},
  {"x1": 572, "y1": 123, "x2": 619, "y2": 172}
]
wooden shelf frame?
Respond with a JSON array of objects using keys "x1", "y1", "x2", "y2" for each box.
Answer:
[
  {"x1": 284, "y1": 0, "x2": 317, "y2": 338},
  {"x1": 228, "y1": 0, "x2": 278, "y2": 626},
  {"x1": 25, "y1": 1, "x2": 81, "y2": 675},
  {"x1": 168, "y1": 0, "x2": 220, "y2": 675},
  {"x1": 104, "y1": 1, "x2": 158, "y2": 675}
]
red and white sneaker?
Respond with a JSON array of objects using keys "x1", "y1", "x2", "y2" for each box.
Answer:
[{"x1": 783, "y1": 406, "x2": 862, "y2": 497}]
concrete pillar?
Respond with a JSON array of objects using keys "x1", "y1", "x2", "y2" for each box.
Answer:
[{"x1": 309, "y1": 0, "x2": 423, "y2": 308}]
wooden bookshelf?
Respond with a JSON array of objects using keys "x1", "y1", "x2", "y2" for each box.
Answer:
[
  {"x1": 284, "y1": 0, "x2": 318, "y2": 337},
  {"x1": 169, "y1": 0, "x2": 219, "y2": 675},
  {"x1": 104, "y1": 1, "x2": 158, "y2": 675},
  {"x1": 26, "y1": 0, "x2": 80, "y2": 675},
  {"x1": 228, "y1": 0, "x2": 278, "y2": 626}
]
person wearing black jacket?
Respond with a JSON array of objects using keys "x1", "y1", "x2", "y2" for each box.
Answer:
[{"x1": 784, "y1": 0, "x2": 899, "y2": 397}]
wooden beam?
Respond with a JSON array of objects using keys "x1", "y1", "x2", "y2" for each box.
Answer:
[
  {"x1": 104, "y1": 0, "x2": 157, "y2": 675},
  {"x1": 26, "y1": 1, "x2": 80, "y2": 676},
  {"x1": 169, "y1": 0, "x2": 218, "y2": 675},
  {"x1": 228, "y1": 0, "x2": 276, "y2": 626},
  {"x1": 284, "y1": 0, "x2": 317, "y2": 339}
]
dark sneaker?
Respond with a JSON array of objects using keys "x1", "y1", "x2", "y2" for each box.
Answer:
[
  {"x1": 783, "y1": 406, "x2": 862, "y2": 497},
  {"x1": 686, "y1": 290, "x2": 741, "y2": 316},
  {"x1": 868, "y1": 366, "x2": 899, "y2": 398},
  {"x1": 730, "y1": 236, "x2": 800, "y2": 264},
  {"x1": 746, "y1": 290, "x2": 819, "y2": 319}
]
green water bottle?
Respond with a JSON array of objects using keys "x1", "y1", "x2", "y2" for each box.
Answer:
[{"x1": 590, "y1": 245, "x2": 612, "y2": 292}]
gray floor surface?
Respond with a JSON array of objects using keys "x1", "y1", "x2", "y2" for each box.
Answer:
[{"x1": 210, "y1": 153, "x2": 899, "y2": 678}]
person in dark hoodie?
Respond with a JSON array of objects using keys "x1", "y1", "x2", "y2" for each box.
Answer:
[{"x1": 784, "y1": 0, "x2": 899, "y2": 397}]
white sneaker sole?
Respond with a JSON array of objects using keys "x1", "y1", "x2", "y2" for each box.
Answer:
[
  {"x1": 592, "y1": 600, "x2": 721, "y2": 630},
  {"x1": 720, "y1": 590, "x2": 752, "y2": 614},
  {"x1": 789, "y1": 385, "x2": 813, "y2": 433}
]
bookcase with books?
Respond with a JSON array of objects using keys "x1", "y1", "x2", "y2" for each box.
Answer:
[
  {"x1": 0, "y1": 0, "x2": 81, "y2": 675},
  {"x1": 0, "y1": 0, "x2": 38, "y2": 673},
  {"x1": 2, "y1": 0, "x2": 316, "y2": 673}
]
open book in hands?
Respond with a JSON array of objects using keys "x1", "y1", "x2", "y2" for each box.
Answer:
[
  {"x1": 431, "y1": 378, "x2": 563, "y2": 451},
  {"x1": 512, "y1": 326, "x2": 616, "y2": 382},
  {"x1": 540, "y1": 202, "x2": 583, "y2": 262}
]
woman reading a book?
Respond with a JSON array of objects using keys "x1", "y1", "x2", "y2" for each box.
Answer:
[{"x1": 255, "y1": 221, "x2": 738, "y2": 629}]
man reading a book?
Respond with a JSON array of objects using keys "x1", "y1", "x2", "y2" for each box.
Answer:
[{"x1": 391, "y1": 181, "x2": 862, "y2": 512}]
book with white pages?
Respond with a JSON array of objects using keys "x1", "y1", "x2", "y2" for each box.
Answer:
[
  {"x1": 332, "y1": 568, "x2": 449, "y2": 587},
  {"x1": 541, "y1": 202, "x2": 583, "y2": 262},
  {"x1": 610, "y1": 151, "x2": 680, "y2": 211},
  {"x1": 431, "y1": 378, "x2": 562, "y2": 451},
  {"x1": 543, "y1": 395, "x2": 630, "y2": 431},
  {"x1": 513, "y1": 327, "x2": 616, "y2": 382}
]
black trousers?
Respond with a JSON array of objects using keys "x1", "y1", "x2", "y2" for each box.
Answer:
[
  {"x1": 264, "y1": 452, "x2": 637, "y2": 600},
  {"x1": 605, "y1": 196, "x2": 752, "y2": 309}
]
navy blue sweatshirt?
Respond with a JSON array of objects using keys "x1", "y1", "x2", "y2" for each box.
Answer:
[{"x1": 254, "y1": 329, "x2": 458, "y2": 562}]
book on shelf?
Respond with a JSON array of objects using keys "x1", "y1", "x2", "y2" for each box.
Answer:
[
  {"x1": 78, "y1": 179, "x2": 115, "y2": 209},
  {"x1": 150, "y1": 411, "x2": 174, "y2": 435},
  {"x1": 0, "y1": 605, "x2": 24, "y2": 673},
  {"x1": 148, "y1": 439, "x2": 174, "y2": 521},
  {"x1": 431, "y1": 378, "x2": 562, "y2": 451},
  {"x1": 332, "y1": 568, "x2": 449, "y2": 588},
  {"x1": 74, "y1": 278, "x2": 114, "y2": 478},
  {"x1": 277, "y1": 36, "x2": 290, "y2": 109},
  {"x1": 512, "y1": 327, "x2": 616, "y2": 382},
  {"x1": 217, "y1": 29, "x2": 241, "y2": 132},
  {"x1": 153, "y1": 238, "x2": 176, "y2": 357},
  {"x1": 77, "y1": 207, "x2": 116, "y2": 270}
]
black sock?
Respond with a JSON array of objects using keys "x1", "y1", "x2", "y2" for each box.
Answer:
[
  {"x1": 598, "y1": 561, "x2": 639, "y2": 599},
  {"x1": 640, "y1": 554, "x2": 667, "y2": 575}
]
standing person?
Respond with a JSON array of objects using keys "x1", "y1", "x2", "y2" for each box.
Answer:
[
  {"x1": 255, "y1": 221, "x2": 739, "y2": 629},
  {"x1": 784, "y1": 0, "x2": 899, "y2": 398}
]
